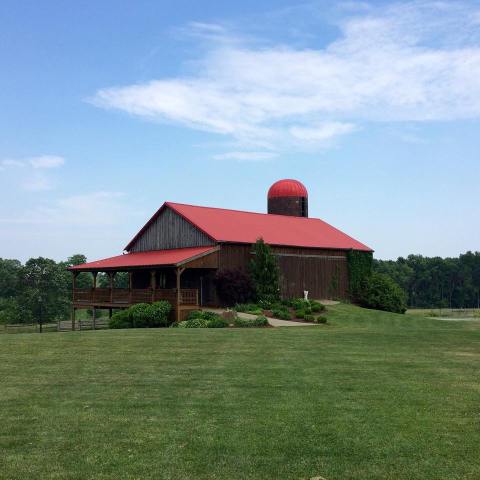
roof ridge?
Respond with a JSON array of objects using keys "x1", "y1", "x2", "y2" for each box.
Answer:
[{"x1": 166, "y1": 201, "x2": 319, "y2": 221}]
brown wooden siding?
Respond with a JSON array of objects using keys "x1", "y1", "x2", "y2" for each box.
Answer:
[
  {"x1": 183, "y1": 250, "x2": 219, "y2": 269},
  {"x1": 129, "y1": 207, "x2": 214, "y2": 252},
  {"x1": 218, "y1": 243, "x2": 349, "y2": 300}
]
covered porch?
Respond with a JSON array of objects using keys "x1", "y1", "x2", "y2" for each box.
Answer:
[{"x1": 69, "y1": 246, "x2": 219, "y2": 326}]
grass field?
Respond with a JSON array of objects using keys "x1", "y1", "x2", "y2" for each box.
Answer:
[
  {"x1": 1, "y1": 304, "x2": 479, "y2": 480},
  {"x1": 407, "y1": 307, "x2": 480, "y2": 320}
]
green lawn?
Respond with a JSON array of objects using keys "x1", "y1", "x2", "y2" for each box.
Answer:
[{"x1": 1, "y1": 304, "x2": 479, "y2": 480}]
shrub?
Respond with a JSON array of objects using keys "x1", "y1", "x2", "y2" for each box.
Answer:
[
  {"x1": 304, "y1": 314, "x2": 315, "y2": 322},
  {"x1": 214, "y1": 269, "x2": 255, "y2": 306},
  {"x1": 177, "y1": 318, "x2": 208, "y2": 328},
  {"x1": 109, "y1": 301, "x2": 172, "y2": 329},
  {"x1": 311, "y1": 301, "x2": 326, "y2": 313},
  {"x1": 291, "y1": 298, "x2": 308, "y2": 310},
  {"x1": 109, "y1": 310, "x2": 131, "y2": 329},
  {"x1": 233, "y1": 303, "x2": 259, "y2": 313},
  {"x1": 182, "y1": 310, "x2": 229, "y2": 328},
  {"x1": 271, "y1": 306, "x2": 292, "y2": 320},
  {"x1": 258, "y1": 296, "x2": 281, "y2": 310},
  {"x1": 234, "y1": 315, "x2": 269, "y2": 328},
  {"x1": 148, "y1": 301, "x2": 173, "y2": 327},
  {"x1": 206, "y1": 317, "x2": 230, "y2": 328},
  {"x1": 295, "y1": 309, "x2": 305, "y2": 319},
  {"x1": 314, "y1": 316, "x2": 327, "y2": 324},
  {"x1": 128, "y1": 303, "x2": 154, "y2": 328},
  {"x1": 356, "y1": 272, "x2": 407, "y2": 314},
  {"x1": 253, "y1": 315, "x2": 269, "y2": 327}
]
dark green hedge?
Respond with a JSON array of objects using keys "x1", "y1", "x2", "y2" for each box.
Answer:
[
  {"x1": 109, "y1": 301, "x2": 172, "y2": 329},
  {"x1": 347, "y1": 250, "x2": 373, "y2": 298}
]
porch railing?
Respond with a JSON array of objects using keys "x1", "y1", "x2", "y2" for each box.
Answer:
[{"x1": 73, "y1": 288, "x2": 198, "y2": 306}]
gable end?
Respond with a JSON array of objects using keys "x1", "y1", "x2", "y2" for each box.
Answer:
[{"x1": 128, "y1": 206, "x2": 215, "y2": 252}]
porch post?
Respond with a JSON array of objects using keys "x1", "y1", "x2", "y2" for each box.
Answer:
[
  {"x1": 175, "y1": 267, "x2": 185, "y2": 323},
  {"x1": 71, "y1": 272, "x2": 78, "y2": 330},
  {"x1": 150, "y1": 270, "x2": 156, "y2": 302},
  {"x1": 92, "y1": 307, "x2": 96, "y2": 330},
  {"x1": 92, "y1": 272, "x2": 98, "y2": 304},
  {"x1": 128, "y1": 271, "x2": 133, "y2": 305},
  {"x1": 108, "y1": 271, "x2": 115, "y2": 303}
]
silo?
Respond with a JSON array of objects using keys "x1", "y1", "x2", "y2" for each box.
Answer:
[{"x1": 267, "y1": 179, "x2": 308, "y2": 217}]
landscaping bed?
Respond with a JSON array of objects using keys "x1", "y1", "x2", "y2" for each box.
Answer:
[{"x1": 234, "y1": 298, "x2": 328, "y2": 324}]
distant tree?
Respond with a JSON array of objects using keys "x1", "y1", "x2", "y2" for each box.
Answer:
[
  {"x1": 22, "y1": 257, "x2": 70, "y2": 330},
  {"x1": 0, "y1": 258, "x2": 23, "y2": 299},
  {"x1": 374, "y1": 251, "x2": 480, "y2": 309},
  {"x1": 65, "y1": 254, "x2": 91, "y2": 289},
  {"x1": 249, "y1": 238, "x2": 280, "y2": 303}
]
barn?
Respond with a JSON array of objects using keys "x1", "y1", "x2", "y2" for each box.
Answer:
[{"x1": 69, "y1": 179, "x2": 372, "y2": 322}]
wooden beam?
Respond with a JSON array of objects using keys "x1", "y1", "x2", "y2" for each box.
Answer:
[
  {"x1": 175, "y1": 267, "x2": 185, "y2": 323},
  {"x1": 71, "y1": 272, "x2": 78, "y2": 330},
  {"x1": 150, "y1": 270, "x2": 156, "y2": 302},
  {"x1": 92, "y1": 307, "x2": 96, "y2": 330},
  {"x1": 128, "y1": 271, "x2": 133, "y2": 304},
  {"x1": 109, "y1": 271, "x2": 115, "y2": 303}
]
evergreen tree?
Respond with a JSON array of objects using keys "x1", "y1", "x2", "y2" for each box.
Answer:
[{"x1": 249, "y1": 238, "x2": 280, "y2": 303}]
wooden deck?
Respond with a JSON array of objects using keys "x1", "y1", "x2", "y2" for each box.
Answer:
[{"x1": 72, "y1": 287, "x2": 198, "y2": 308}]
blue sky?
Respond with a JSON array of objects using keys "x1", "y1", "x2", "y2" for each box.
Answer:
[{"x1": 1, "y1": 0, "x2": 479, "y2": 262}]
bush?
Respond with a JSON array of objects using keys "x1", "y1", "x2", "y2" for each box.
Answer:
[
  {"x1": 180, "y1": 310, "x2": 229, "y2": 328},
  {"x1": 109, "y1": 310, "x2": 131, "y2": 329},
  {"x1": 304, "y1": 314, "x2": 315, "y2": 322},
  {"x1": 214, "y1": 269, "x2": 255, "y2": 306},
  {"x1": 234, "y1": 315, "x2": 269, "y2": 328},
  {"x1": 233, "y1": 303, "x2": 259, "y2": 313},
  {"x1": 207, "y1": 317, "x2": 230, "y2": 328},
  {"x1": 177, "y1": 318, "x2": 208, "y2": 328},
  {"x1": 258, "y1": 296, "x2": 281, "y2": 310},
  {"x1": 310, "y1": 301, "x2": 326, "y2": 313},
  {"x1": 314, "y1": 315, "x2": 327, "y2": 324},
  {"x1": 149, "y1": 301, "x2": 173, "y2": 327},
  {"x1": 253, "y1": 315, "x2": 269, "y2": 327},
  {"x1": 295, "y1": 309, "x2": 305, "y2": 319},
  {"x1": 356, "y1": 273, "x2": 407, "y2": 314},
  {"x1": 271, "y1": 306, "x2": 292, "y2": 320},
  {"x1": 129, "y1": 303, "x2": 154, "y2": 328},
  {"x1": 109, "y1": 301, "x2": 172, "y2": 329}
]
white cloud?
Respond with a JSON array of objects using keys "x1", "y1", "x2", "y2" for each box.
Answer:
[
  {"x1": 289, "y1": 122, "x2": 357, "y2": 142},
  {"x1": 22, "y1": 173, "x2": 53, "y2": 192},
  {"x1": 213, "y1": 151, "x2": 277, "y2": 161},
  {"x1": 1, "y1": 155, "x2": 65, "y2": 170},
  {"x1": 1, "y1": 159, "x2": 25, "y2": 168},
  {"x1": 29, "y1": 155, "x2": 65, "y2": 169},
  {"x1": 0, "y1": 155, "x2": 65, "y2": 191},
  {"x1": 91, "y1": 1, "x2": 480, "y2": 157},
  {"x1": 0, "y1": 192, "x2": 129, "y2": 227}
]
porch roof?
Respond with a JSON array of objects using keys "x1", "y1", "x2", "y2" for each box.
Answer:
[{"x1": 68, "y1": 246, "x2": 217, "y2": 271}]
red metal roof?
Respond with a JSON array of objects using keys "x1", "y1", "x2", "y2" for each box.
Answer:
[
  {"x1": 154, "y1": 202, "x2": 372, "y2": 252},
  {"x1": 69, "y1": 246, "x2": 217, "y2": 271},
  {"x1": 268, "y1": 179, "x2": 308, "y2": 198}
]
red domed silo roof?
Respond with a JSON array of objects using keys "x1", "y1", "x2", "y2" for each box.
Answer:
[{"x1": 268, "y1": 179, "x2": 308, "y2": 199}]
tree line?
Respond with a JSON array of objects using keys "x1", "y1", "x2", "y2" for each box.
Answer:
[
  {"x1": 374, "y1": 251, "x2": 480, "y2": 309},
  {"x1": 0, "y1": 254, "x2": 129, "y2": 325},
  {"x1": 1, "y1": 250, "x2": 479, "y2": 324}
]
